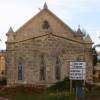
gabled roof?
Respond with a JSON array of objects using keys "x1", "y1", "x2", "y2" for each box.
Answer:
[{"x1": 16, "y1": 3, "x2": 74, "y2": 34}]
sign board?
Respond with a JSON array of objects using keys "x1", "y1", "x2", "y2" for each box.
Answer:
[{"x1": 69, "y1": 62, "x2": 86, "y2": 80}]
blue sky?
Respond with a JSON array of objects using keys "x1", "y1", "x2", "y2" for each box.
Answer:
[{"x1": 0, "y1": 0, "x2": 100, "y2": 50}]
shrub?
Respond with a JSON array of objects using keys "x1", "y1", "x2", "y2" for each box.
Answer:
[
  {"x1": 0, "y1": 78, "x2": 7, "y2": 85},
  {"x1": 48, "y1": 77, "x2": 70, "y2": 91}
]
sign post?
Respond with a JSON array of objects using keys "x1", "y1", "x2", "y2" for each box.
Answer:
[
  {"x1": 69, "y1": 62, "x2": 86, "y2": 96},
  {"x1": 70, "y1": 79, "x2": 72, "y2": 94}
]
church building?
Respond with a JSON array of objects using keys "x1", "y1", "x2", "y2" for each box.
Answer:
[{"x1": 6, "y1": 3, "x2": 93, "y2": 86}]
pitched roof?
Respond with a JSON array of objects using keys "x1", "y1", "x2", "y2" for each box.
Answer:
[{"x1": 16, "y1": 3, "x2": 74, "y2": 34}]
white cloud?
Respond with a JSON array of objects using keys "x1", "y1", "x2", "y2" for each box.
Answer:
[
  {"x1": 96, "y1": 30, "x2": 100, "y2": 39},
  {"x1": 95, "y1": 30, "x2": 100, "y2": 51},
  {"x1": 90, "y1": 30, "x2": 100, "y2": 46}
]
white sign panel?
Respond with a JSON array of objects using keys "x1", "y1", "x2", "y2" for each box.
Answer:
[
  {"x1": 69, "y1": 62, "x2": 86, "y2": 80},
  {"x1": 70, "y1": 62, "x2": 86, "y2": 69}
]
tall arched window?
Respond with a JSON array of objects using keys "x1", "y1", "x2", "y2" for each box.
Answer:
[
  {"x1": 40, "y1": 54, "x2": 46, "y2": 80},
  {"x1": 18, "y1": 58, "x2": 23, "y2": 80},
  {"x1": 55, "y1": 57, "x2": 61, "y2": 80}
]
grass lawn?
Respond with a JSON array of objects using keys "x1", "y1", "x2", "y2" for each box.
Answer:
[
  {"x1": 12, "y1": 91, "x2": 74, "y2": 100},
  {"x1": 0, "y1": 78, "x2": 100, "y2": 100}
]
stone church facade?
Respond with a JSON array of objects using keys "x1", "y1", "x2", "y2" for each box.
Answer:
[{"x1": 6, "y1": 3, "x2": 93, "y2": 86}]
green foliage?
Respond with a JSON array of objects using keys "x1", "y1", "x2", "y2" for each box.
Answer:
[
  {"x1": 98, "y1": 59, "x2": 100, "y2": 62},
  {"x1": 85, "y1": 83, "x2": 100, "y2": 96},
  {"x1": 13, "y1": 92, "x2": 74, "y2": 100},
  {"x1": 72, "y1": 80, "x2": 84, "y2": 88},
  {"x1": 48, "y1": 77, "x2": 70, "y2": 92},
  {"x1": 0, "y1": 78, "x2": 7, "y2": 85},
  {"x1": 0, "y1": 92, "x2": 7, "y2": 97},
  {"x1": 85, "y1": 82, "x2": 94, "y2": 92}
]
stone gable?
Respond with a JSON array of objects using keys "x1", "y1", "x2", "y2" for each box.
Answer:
[{"x1": 15, "y1": 9, "x2": 75, "y2": 42}]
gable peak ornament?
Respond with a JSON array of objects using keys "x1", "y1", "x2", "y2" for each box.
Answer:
[
  {"x1": 43, "y1": 2, "x2": 48, "y2": 9},
  {"x1": 8, "y1": 27, "x2": 14, "y2": 33}
]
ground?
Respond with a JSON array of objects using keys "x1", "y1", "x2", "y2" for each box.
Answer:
[{"x1": 0, "y1": 78, "x2": 100, "y2": 100}]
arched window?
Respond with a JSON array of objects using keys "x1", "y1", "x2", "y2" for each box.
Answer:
[
  {"x1": 55, "y1": 57, "x2": 61, "y2": 80},
  {"x1": 18, "y1": 58, "x2": 23, "y2": 80},
  {"x1": 40, "y1": 54, "x2": 46, "y2": 80}
]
